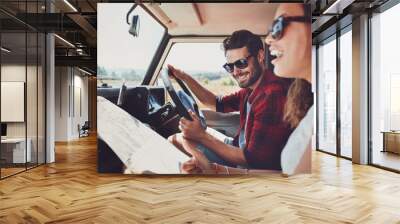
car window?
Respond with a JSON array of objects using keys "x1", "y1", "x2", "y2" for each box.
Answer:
[
  {"x1": 97, "y1": 4, "x2": 165, "y2": 88},
  {"x1": 158, "y1": 42, "x2": 239, "y2": 109}
]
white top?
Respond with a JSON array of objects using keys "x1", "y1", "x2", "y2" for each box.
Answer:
[{"x1": 281, "y1": 105, "x2": 314, "y2": 176}]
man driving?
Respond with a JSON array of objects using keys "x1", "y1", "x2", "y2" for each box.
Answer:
[{"x1": 168, "y1": 30, "x2": 293, "y2": 170}]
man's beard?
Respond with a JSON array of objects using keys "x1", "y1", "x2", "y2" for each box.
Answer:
[{"x1": 237, "y1": 60, "x2": 263, "y2": 88}]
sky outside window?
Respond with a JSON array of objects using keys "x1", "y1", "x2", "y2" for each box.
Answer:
[
  {"x1": 97, "y1": 4, "x2": 164, "y2": 75},
  {"x1": 163, "y1": 43, "x2": 227, "y2": 73}
]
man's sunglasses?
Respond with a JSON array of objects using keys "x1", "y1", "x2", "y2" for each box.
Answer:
[
  {"x1": 267, "y1": 15, "x2": 311, "y2": 40},
  {"x1": 223, "y1": 55, "x2": 252, "y2": 73}
]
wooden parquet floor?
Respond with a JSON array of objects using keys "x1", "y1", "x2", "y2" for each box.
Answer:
[{"x1": 1, "y1": 135, "x2": 400, "y2": 224}]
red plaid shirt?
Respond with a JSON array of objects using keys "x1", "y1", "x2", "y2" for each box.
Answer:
[{"x1": 216, "y1": 70, "x2": 293, "y2": 170}]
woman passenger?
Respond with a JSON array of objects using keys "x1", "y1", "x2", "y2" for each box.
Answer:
[{"x1": 180, "y1": 3, "x2": 314, "y2": 175}]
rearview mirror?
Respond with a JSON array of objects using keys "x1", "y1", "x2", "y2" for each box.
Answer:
[
  {"x1": 129, "y1": 15, "x2": 140, "y2": 37},
  {"x1": 126, "y1": 4, "x2": 140, "y2": 37}
]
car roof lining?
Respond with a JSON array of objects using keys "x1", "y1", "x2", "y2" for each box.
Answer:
[{"x1": 144, "y1": 3, "x2": 278, "y2": 37}]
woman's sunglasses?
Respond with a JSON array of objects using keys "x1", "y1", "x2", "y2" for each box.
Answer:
[
  {"x1": 223, "y1": 55, "x2": 252, "y2": 73},
  {"x1": 267, "y1": 15, "x2": 311, "y2": 40}
]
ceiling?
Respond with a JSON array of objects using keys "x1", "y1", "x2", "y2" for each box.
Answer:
[
  {"x1": 0, "y1": 0, "x2": 393, "y2": 74},
  {"x1": 0, "y1": 0, "x2": 100, "y2": 73}
]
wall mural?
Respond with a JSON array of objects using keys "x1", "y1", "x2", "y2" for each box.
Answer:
[{"x1": 97, "y1": 3, "x2": 313, "y2": 175}]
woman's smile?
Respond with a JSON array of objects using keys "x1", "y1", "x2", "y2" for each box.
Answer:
[{"x1": 270, "y1": 48, "x2": 284, "y2": 65}]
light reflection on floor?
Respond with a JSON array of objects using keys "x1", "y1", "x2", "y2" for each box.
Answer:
[{"x1": 372, "y1": 150, "x2": 400, "y2": 171}]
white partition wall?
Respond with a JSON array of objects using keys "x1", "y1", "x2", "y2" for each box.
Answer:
[
  {"x1": 0, "y1": 1, "x2": 47, "y2": 179},
  {"x1": 0, "y1": 26, "x2": 29, "y2": 177}
]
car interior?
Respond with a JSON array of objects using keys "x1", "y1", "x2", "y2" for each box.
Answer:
[{"x1": 96, "y1": 3, "x2": 286, "y2": 173}]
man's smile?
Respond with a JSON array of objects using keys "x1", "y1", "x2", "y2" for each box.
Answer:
[{"x1": 235, "y1": 72, "x2": 249, "y2": 83}]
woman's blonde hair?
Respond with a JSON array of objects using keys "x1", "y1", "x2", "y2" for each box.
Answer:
[{"x1": 283, "y1": 79, "x2": 313, "y2": 128}]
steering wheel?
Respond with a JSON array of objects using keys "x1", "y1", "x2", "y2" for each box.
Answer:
[{"x1": 161, "y1": 69, "x2": 206, "y2": 128}]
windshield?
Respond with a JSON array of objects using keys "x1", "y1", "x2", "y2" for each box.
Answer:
[
  {"x1": 158, "y1": 42, "x2": 239, "y2": 109},
  {"x1": 97, "y1": 4, "x2": 165, "y2": 88}
]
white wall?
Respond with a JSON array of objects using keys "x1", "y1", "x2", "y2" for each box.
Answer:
[
  {"x1": 1, "y1": 63, "x2": 46, "y2": 164},
  {"x1": 46, "y1": 32, "x2": 56, "y2": 163},
  {"x1": 55, "y1": 66, "x2": 69, "y2": 141},
  {"x1": 352, "y1": 14, "x2": 369, "y2": 164},
  {"x1": 55, "y1": 67, "x2": 89, "y2": 141},
  {"x1": 312, "y1": 45, "x2": 317, "y2": 151}
]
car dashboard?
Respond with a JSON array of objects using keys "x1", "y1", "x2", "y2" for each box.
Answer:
[{"x1": 97, "y1": 85, "x2": 180, "y2": 138}]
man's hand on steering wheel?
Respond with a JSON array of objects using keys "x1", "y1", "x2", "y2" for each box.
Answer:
[
  {"x1": 161, "y1": 66, "x2": 206, "y2": 125},
  {"x1": 179, "y1": 110, "x2": 207, "y2": 141},
  {"x1": 167, "y1": 64, "x2": 188, "y2": 81}
]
